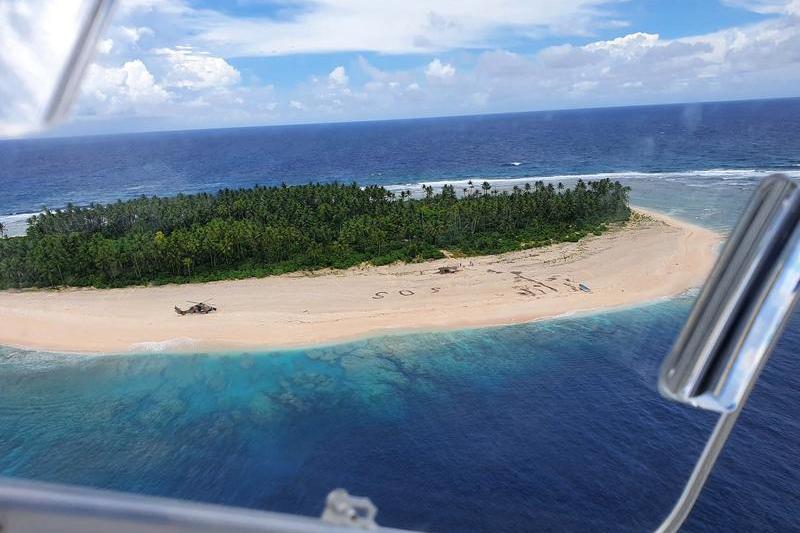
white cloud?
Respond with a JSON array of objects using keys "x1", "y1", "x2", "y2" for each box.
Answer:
[
  {"x1": 48, "y1": 0, "x2": 800, "y2": 133},
  {"x1": 154, "y1": 46, "x2": 240, "y2": 90},
  {"x1": 571, "y1": 80, "x2": 598, "y2": 92},
  {"x1": 140, "y1": 0, "x2": 631, "y2": 57},
  {"x1": 97, "y1": 38, "x2": 114, "y2": 54},
  {"x1": 469, "y1": 15, "x2": 800, "y2": 110},
  {"x1": 328, "y1": 65, "x2": 349, "y2": 86},
  {"x1": 358, "y1": 56, "x2": 416, "y2": 86},
  {"x1": 425, "y1": 58, "x2": 456, "y2": 80},
  {"x1": 722, "y1": 0, "x2": 800, "y2": 15},
  {"x1": 76, "y1": 60, "x2": 278, "y2": 132},
  {"x1": 83, "y1": 60, "x2": 169, "y2": 113},
  {"x1": 118, "y1": 0, "x2": 187, "y2": 16},
  {"x1": 535, "y1": 31, "x2": 714, "y2": 74},
  {"x1": 119, "y1": 26, "x2": 154, "y2": 44},
  {"x1": 584, "y1": 31, "x2": 659, "y2": 54}
]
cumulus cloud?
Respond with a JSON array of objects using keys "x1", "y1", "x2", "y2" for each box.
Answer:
[
  {"x1": 425, "y1": 58, "x2": 456, "y2": 80},
  {"x1": 470, "y1": 16, "x2": 800, "y2": 109},
  {"x1": 97, "y1": 38, "x2": 114, "y2": 54},
  {"x1": 119, "y1": 26, "x2": 154, "y2": 44},
  {"x1": 78, "y1": 42, "x2": 241, "y2": 121},
  {"x1": 74, "y1": 33, "x2": 271, "y2": 132},
  {"x1": 328, "y1": 66, "x2": 349, "y2": 87},
  {"x1": 83, "y1": 60, "x2": 169, "y2": 114},
  {"x1": 534, "y1": 31, "x2": 713, "y2": 78},
  {"x1": 584, "y1": 31, "x2": 660, "y2": 54},
  {"x1": 77, "y1": 59, "x2": 277, "y2": 132},
  {"x1": 154, "y1": 46, "x2": 240, "y2": 90}
]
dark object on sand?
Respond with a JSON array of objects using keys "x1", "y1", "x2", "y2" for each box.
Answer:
[
  {"x1": 175, "y1": 300, "x2": 217, "y2": 315},
  {"x1": 579, "y1": 283, "x2": 591, "y2": 293},
  {"x1": 437, "y1": 266, "x2": 459, "y2": 274}
]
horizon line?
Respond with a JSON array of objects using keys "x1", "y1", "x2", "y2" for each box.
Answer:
[{"x1": 21, "y1": 94, "x2": 800, "y2": 143}]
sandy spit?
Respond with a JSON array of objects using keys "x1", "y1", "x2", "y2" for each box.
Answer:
[{"x1": 0, "y1": 209, "x2": 722, "y2": 354}]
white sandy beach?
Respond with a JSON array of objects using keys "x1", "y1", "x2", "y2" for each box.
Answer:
[{"x1": 0, "y1": 209, "x2": 721, "y2": 354}]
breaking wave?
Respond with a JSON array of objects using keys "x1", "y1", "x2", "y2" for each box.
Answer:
[
  {"x1": 384, "y1": 168, "x2": 800, "y2": 195},
  {"x1": 128, "y1": 338, "x2": 201, "y2": 353},
  {"x1": 4, "y1": 169, "x2": 799, "y2": 234},
  {"x1": 0, "y1": 212, "x2": 37, "y2": 237}
]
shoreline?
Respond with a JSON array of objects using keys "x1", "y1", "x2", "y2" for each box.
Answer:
[
  {"x1": 0, "y1": 208, "x2": 722, "y2": 355},
  {"x1": 0, "y1": 291, "x2": 694, "y2": 357}
]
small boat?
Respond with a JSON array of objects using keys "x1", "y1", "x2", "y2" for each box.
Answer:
[{"x1": 579, "y1": 283, "x2": 591, "y2": 293}]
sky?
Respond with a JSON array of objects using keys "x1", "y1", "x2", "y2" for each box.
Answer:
[{"x1": 21, "y1": 0, "x2": 800, "y2": 134}]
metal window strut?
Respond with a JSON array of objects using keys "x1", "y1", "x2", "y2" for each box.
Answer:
[
  {"x1": 43, "y1": 0, "x2": 117, "y2": 127},
  {"x1": 656, "y1": 174, "x2": 800, "y2": 532}
]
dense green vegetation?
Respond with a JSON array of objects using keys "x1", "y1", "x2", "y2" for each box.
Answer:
[{"x1": 0, "y1": 179, "x2": 630, "y2": 289}]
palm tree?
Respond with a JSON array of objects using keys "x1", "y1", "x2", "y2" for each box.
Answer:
[
  {"x1": 0, "y1": 179, "x2": 631, "y2": 289},
  {"x1": 0, "y1": 221, "x2": 5, "y2": 238}
]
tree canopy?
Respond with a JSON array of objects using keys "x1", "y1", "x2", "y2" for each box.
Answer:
[{"x1": 0, "y1": 179, "x2": 630, "y2": 289}]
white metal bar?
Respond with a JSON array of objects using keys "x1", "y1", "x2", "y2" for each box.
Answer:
[{"x1": 0, "y1": 478, "x2": 415, "y2": 533}]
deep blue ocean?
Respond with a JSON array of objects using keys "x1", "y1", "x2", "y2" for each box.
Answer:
[{"x1": 2, "y1": 98, "x2": 800, "y2": 531}]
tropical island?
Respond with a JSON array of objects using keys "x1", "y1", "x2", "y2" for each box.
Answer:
[
  {"x1": 0, "y1": 179, "x2": 721, "y2": 354},
  {"x1": 0, "y1": 179, "x2": 630, "y2": 288}
]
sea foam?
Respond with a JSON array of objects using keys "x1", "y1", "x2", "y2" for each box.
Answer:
[
  {"x1": 128, "y1": 338, "x2": 200, "y2": 353},
  {"x1": 0, "y1": 212, "x2": 37, "y2": 237},
  {"x1": 383, "y1": 168, "x2": 800, "y2": 196}
]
